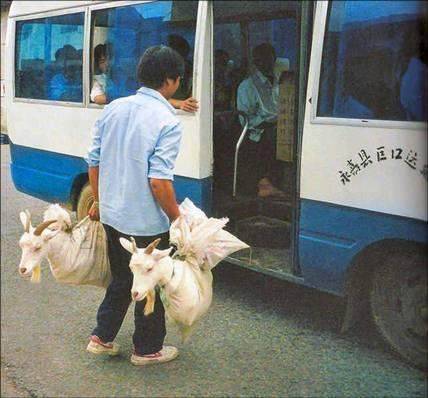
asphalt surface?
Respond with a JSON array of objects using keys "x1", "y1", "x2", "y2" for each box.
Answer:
[{"x1": 1, "y1": 144, "x2": 426, "y2": 397}]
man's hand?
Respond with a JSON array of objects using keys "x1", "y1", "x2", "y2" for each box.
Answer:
[
  {"x1": 179, "y1": 97, "x2": 199, "y2": 113},
  {"x1": 88, "y1": 201, "x2": 100, "y2": 221}
]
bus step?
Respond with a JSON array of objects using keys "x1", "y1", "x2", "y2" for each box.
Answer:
[
  {"x1": 258, "y1": 198, "x2": 293, "y2": 222},
  {"x1": 214, "y1": 197, "x2": 259, "y2": 222},
  {"x1": 235, "y1": 215, "x2": 291, "y2": 249}
]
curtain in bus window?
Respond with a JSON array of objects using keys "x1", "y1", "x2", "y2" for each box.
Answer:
[
  {"x1": 91, "y1": 1, "x2": 198, "y2": 104},
  {"x1": 317, "y1": 1, "x2": 427, "y2": 122},
  {"x1": 15, "y1": 13, "x2": 84, "y2": 102}
]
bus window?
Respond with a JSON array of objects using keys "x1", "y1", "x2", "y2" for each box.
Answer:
[
  {"x1": 15, "y1": 13, "x2": 84, "y2": 102},
  {"x1": 90, "y1": 1, "x2": 198, "y2": 104},
  {"x1": 317, "y1": 0, "x2": 427, "y2": 122}
]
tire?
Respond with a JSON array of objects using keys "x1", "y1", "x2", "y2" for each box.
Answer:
[
  {"x1": 76, "y1": 183, "x2": 94, "y2": 221},
  {"x1": 370, "y1": 247, "x2": 427, "y2": 369}
]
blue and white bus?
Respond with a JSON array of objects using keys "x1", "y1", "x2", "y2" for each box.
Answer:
[{"x1": 5, "y1": 1, "x2": 427, "y2": 368}]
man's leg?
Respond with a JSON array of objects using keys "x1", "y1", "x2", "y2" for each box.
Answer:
[
  {"x1": 91, "y1": 224, "x2": 133, "y2": 343},
  {"x1": 132, "y1": 232, "x2": 169, "y2": 355},
  {"x1": 258, "y1": 124, "x2": 284, "y2": 193}
]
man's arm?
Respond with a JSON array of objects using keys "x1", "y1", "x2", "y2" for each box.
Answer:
[
  {"x1": 85, "y1": 114, "x2": 105, "y2": 221},
  {"x1": 88, "y1": 166, "x2": 100, "y2": 220},
  {"x1": 149, "y1": 178, "x2": 180, "y2": 222},
  {"x1": 148, "y1": 123, "x2": 182, "y2": 222}
]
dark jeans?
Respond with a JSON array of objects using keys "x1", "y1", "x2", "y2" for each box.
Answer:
[{"x1": 92, "y1": 223, "x2": 169, "y2": 355}]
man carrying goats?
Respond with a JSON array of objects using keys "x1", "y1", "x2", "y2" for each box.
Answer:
[{"x1": 85, "y1": 46, "x2": 183, "y2": 366}]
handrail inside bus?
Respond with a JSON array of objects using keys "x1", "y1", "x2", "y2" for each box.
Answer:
[{"x1": 233, "y1": 111, "x2": 248, "y2": 198}]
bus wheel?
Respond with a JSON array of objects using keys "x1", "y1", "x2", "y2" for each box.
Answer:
[
  {"x1": 370, "y1": 248, "x2": 427, "y2": 369},
  {"x1": 76, "y1": 183, "x2": 94, "y2": 221}
]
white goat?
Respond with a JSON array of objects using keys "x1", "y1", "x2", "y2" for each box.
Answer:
[
  {"x1": 18, "y1": 204, "x2": 110, "y2": 287},
  {"x1": 120, "y1": 237, "x2": 213, "y2": 341}
]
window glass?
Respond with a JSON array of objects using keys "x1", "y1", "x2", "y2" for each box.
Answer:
[
  {"x1": 317, "y1": 1, "x2": 427, "y2": 121},
  {"x1": 90, "y1": 1, "x2": 198, "y2": 104},
  {"x1": 15, "y1": 13, "x2": 84, "y2": 102}
]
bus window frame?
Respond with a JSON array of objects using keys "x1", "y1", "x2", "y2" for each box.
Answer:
[
  {"x1": 87, "y1": 0, "x2": 200, "y2": 112},
  {"x1": 309, "y1": 1, "x2": 426, "y2": 131},
  {"x1": 12, "y1": 6, "x2": 89, "y2": 108}
]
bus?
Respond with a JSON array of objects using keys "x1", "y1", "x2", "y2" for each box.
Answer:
[{"x1": 5, "y1": 1, "x2": 427, "y2": 368}]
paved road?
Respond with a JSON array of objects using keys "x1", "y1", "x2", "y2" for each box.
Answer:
[{"x1": 1, "y1": 144, "x2": 426, "y2": 397}]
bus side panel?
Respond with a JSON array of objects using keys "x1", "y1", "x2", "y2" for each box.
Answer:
[
  {"x1": 10, "y1": 141, "x2": 213, "y2": 212},
  {"x1": 299, "y1": 198, "x2": 428, "y2": 296},
  {"x1": 173, "y1": 175, "x2": 212, "y2": 215},
  {"x1": 10, "y1": 142, "x2": 88, "y2": 203}
]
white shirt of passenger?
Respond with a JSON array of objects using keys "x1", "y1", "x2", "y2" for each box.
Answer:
[
  {"x1": 85, "y1": 87, "x2": 182, "y2": 236},
  {"x1": 237, "y1": 69, "x2": 279, "y2": 142},
  {"x1": 90, "y1": 73, "x2": 107, "y2": 102}
]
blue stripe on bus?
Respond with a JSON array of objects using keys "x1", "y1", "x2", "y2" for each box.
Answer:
[
  {"x1": 10, "y1": 142, "x2": 88, "y2": 203},
  {"x1": 299, "y1": 198, "x2": 428, "y2": 295},
  {"x1": 9, "y1": 142, "x2": 212, "y2": 212}
]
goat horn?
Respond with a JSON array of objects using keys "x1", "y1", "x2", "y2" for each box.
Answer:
[
  {"x1": 130, "y1": 237, "x2": 137, "y2": 253},
  {"x1": 25, "y1": 209, "x2": 32, "y2": 232},
  {"x1": 145, "y1": 238, "x2": 161, "y2": 255},
  {"x1": 33, "y1": 220, "x2": 57, "y2": 236}
]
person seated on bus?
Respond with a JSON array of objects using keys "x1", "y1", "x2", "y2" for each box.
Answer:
[
  {"x1": 399, "y1": 30, "x2": 428, "y2": 122},
  {"x1": 237, "y1": 43, "x2": 285, "y2": 199},
  {"x1": 48, "y1": 45, "x2": 82, "y2": 102},
  {"x1": 90, "y1": 43, "x2": 111, "y2": 105},
  {"x1": 166, "y1": 34, "x2": 198, "y2": 112},
  {"x1": 214, "y1": 49, "x2": 233, "y2": 111}
]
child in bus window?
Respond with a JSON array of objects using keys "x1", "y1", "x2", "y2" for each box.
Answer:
[{"x1": 90, "y1": 44, "x2": 110, "y2": 105}]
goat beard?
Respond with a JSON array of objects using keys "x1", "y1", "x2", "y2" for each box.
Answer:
[{"x1": 30, "y1": 265, "x2": 41, "y2": 283}]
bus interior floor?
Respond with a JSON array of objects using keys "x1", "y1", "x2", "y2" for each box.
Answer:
[{"x1": 229, "y1": 246, "x2": 293, "y2": 275}]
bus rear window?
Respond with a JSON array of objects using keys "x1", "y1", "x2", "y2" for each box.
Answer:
[
  {"x1": 317, "y1": 1, "x2": 427, "y2": 122},
  {"x1": 15, "y1": 13, "x2": 84, "y2": 102}
]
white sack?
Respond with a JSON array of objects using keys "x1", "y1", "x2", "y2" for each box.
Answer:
[
  {"x1": 49, "y1": 217, "x2": 111, "y2": 288},
  {"x1": 170, "y1": 198, "x2": 249, "y2": 269},
  {"x1": 161, "y1": 258, "x2": 213, "y2": 341}
]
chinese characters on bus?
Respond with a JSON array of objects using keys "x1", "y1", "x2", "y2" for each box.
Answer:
[{"x1": 339, "y1": 147, "x2": 427, "y2": 185}]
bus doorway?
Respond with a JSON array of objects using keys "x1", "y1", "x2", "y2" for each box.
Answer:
[{"x1": 212, "y1": 1, "x2": 304, "y2": 278}]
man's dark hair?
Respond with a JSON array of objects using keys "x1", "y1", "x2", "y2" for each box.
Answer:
[
  {"x1": 252, "y1": 43, "x2": 276, "y2": 65},
  {"x1": 137, "y1": 45, "x2": 185, "y2": 89}
]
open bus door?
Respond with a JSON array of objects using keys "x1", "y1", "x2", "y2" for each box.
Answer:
[{"x1": 211, "y1": 1, "x2": 313, "y2": 284}]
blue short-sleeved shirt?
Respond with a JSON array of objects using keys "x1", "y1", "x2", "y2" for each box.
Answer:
[{"x1": 85, "y1": 87, "x2": 182, "y2": 236}]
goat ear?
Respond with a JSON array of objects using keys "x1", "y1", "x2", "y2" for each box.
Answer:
[
  {"x1": 19, "y1": 211, "x2": 31, "y2": 232},
  {"x1": 153, "y1": 247, "x2": 173, "y2": 261},
  {"x1": 119, "y1": 237, "x2": 137, "y2": 254}
]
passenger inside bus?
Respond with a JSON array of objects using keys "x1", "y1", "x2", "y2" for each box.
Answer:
[
  {"x1": 48, "y1": 44, "x2": 82, "y2": 102},
  {"x1": 237, "y1": 43, "x2": 285, "y2": 198},
  {"x1": 166, "y1": 34, "x2": 199, "y2": 112},
  {"x1": 90, "y1": 37, "x2": 198, "y2": 112},
  {"x1": 399, "y1": 28, "x2": 428, "y2": 122},
  {"x1": 90, "y1": 43, "x2": 111, "y2": 105},
  {"x1": 214, "y1": 49, "x2": 233, "y2": 111}
]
